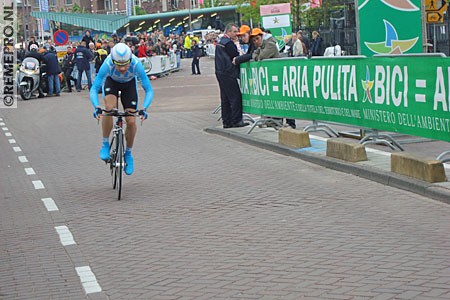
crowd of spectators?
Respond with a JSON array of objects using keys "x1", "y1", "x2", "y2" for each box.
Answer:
[
  {"x1": 15, "y1": 25, "x2": 329, "y2": 99},
  {"x1": 214, "y1": 23, "x2": 332, "y2": 129}
]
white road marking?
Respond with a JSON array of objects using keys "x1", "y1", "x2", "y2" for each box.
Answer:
[
  {"x1": 75, "y1": 266, "x2": 102, "y2": 294},
  {"x1": 32, "y1": 180, "x2": 45, "y2": 190},
  {"x1": 25, "y1": 168, "x2": 36, "y2": 175},
  {"x1": 41, "y1": 198, "x2": 59, "y2": 211},
  {"x1": 0, "y1": 121, "x2": 4, "y2": 125},
  {"x1": 18, "y1": 156, "x2": 28, "y2": 163},
  {"x1": 8, "y1": 139, "x2": 16, "y2": 144},
  {"x1": 12, "y1": 146, "x2": 21, "y2": 152},
  {"x1": 1, "y1": 127, "x2": 8, "y2": 131},
  {"x1": 55, "y1": 226, "x2": 76, "y2": 246},
  {"x1": 5, "y1": 132, "x2": 12, "y2": 136}
]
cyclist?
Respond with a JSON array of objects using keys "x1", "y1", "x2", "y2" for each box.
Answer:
[{"x1": 89, "y1": 43, "x2": 154, "y2": 175}]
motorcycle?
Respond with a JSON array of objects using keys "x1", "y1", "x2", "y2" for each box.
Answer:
[{"x1": 17, "y1": 57, "x2": 46, "y2": 100}]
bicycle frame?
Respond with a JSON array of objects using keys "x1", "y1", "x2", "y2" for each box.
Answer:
[{"x1": 102, "y1": 109, "x2": 138, "y2": 200}]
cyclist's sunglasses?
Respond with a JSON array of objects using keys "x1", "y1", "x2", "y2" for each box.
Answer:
[{"x1": 112, "y1": 59, "x2": 131, "y2": 66}]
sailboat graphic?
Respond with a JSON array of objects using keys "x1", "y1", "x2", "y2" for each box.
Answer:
[
  {"x1": 359, "y1": 0, "x2": 419, "y2": 11},
  {"x1": 365, "y1": 20, "x2": 418, "y2": 54},
  {"x1": 361, "y1": 66, "x2": 374, "y2": 103}
]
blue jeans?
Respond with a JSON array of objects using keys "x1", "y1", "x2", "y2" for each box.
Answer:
[
  {"x1": 48, "y1": 74, "x2": 61, "y2": 95},
  {"x1": 76, "y1": 68, "x2": 92, "y2": 91}
]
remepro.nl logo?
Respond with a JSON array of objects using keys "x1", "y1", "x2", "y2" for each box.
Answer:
[{"x1": 0, "y1": 0, "x2": 17, "y2": 108}]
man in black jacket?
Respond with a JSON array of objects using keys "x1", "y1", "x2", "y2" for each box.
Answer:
[
  {"x1": 74, "y1": 41, "x2": 94, "y2": 92},
  {"x1": 215, "y1": 23, "x2": 248, "y2": 128},
  {"x1": 42, "y1": 46, "x2": 61, "y2": 96},
  {"x1": 82, "y1": 30, "x2": 95, "y2": 46},
  {"x1": 62, "y1": 46, "x2": 76, "y2": 92},
  {"x1": 191, "y1": 39, "x2": 202, "y2": 75}
]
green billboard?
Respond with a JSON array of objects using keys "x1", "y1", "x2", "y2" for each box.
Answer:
[
  {"x1": 260, "y1": 3, "x2": 292, "y2": 50},
  {"x1": 241, "y1": 56, "x2": 450, "y2": 142},
  {"x1": 357, "y1": 0, "x2": 423, "y2": 56}
]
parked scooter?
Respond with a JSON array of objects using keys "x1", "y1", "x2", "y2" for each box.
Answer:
[{"x1": 18, "y1": 57, "x2": 46, "y2": 100}]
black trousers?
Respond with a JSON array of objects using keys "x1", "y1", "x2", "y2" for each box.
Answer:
[
  {"x1": 191, "y1": 57, "x2": 200, "y2": 74},
  {"x1": 216, "y1": 74, "x2": 243, "y2": 126},
  {"x1": 63, "y1": 68, "x2": 76, "y2": 91}
]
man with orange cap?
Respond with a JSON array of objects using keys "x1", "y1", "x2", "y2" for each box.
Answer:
[
  {"x1": 233, "y1": 25, "x2": 256, "y2": 66},
  {"x1": 250, "y1": 27, "x2": 280, "y2": 61}
]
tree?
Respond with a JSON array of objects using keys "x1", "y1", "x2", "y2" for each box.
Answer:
[
  {"x1": 230, "y1": 0, "x2": 346, "y2": 31},
  {"x1": 200, "y1": 0, "x2": 225, "y2": 8},
  {"x1": 71, "y1": 3, "x2": 88, "y2": 13},
  {"x1": 133, "y1": 6, "x2": 147, "y2": 15}
]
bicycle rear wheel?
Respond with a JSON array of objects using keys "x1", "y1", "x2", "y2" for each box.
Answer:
[
  {"x1": 110, "y1": 135, "x2": 118, "y2": 189},
  {"x1": 117, "y1": 131, "x2": 124, "y2": 200}
]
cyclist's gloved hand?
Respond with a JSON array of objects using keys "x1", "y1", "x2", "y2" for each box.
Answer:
[
  {"x1": 93, "y1": 107, "x2": 102, "y2": 119},
  {"x1": 138, "y1": 109, "x2": 148, "y2": 120}
]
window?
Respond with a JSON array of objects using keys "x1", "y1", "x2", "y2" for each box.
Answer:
[
  {"x1": 33, "y1": 0, "x2": 39, "y2": 8},
  {"x1": 104, "y1": 0, "x2": 112, "y2": 11},
  {"x1": 49, "y1": 0, "x2": 56, "y2": 7},
  {"x1": 66, "y1": 0, "x2": 73, "y2": 5}
]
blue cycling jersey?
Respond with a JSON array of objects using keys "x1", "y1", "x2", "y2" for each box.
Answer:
[{"x1": 89, "y1": 55, "x2": 154, "y2": 109}]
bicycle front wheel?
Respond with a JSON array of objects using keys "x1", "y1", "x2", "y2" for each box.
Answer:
[
  {"x1": 117, "y1": 131, "x2": 124, "y2": 200},
  {"x1": 110, "y1": 135, "x2": 118, "y2": 189}
]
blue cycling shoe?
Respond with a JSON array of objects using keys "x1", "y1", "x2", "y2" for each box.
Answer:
[
  {"x1": 99, "y1": 142, "x2": 110, "y2": 161},
  {"x1": 124, "y1": 151, "x2": 134, "y2": 175}
]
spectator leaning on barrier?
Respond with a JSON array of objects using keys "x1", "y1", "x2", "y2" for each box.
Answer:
[
  {"x1": 137, "y1": 39, "x2": 147, "y2": 58},
  {"x1": 42, "y1": 46, "x2": 62, "y2": 97},
  {"x1": 74, "y1": 41, "x2": 94, "y2": 92},
  {"x1": 82, "y1": 30, "x2": 95, "y2": 46},
  {"x1": 107, "y1": 40, "x2": 115, "y2": 54},
  {"x1": 215, "y1": 23, "x2": 248, "y2": 128},
  {"x1": 233, "y1": 25, "x2": 256, "y2": 65},
  {"x1": 94, "y1": 44, "x2": 108, "y2": 74},
  {"x1": 311, "y1": 31, "x2": 324, "y2": 57},
  {"x1": 284, "y1": 31, "x2": 296, "y2": 57},
  {"x1": 292, "y1": 30, "x2": 307, "y2": 57},
  {"x1": 298, "y1": 30, "x2": 310, "y2": 54},
  {"x1": 251, "y1": 28, "x2": 296, "y2": 129},
  {"x1": 184, "y1": 34, "x2": 192, "y2": 58},
  {"x1": 324, "y1": 41, "x2": 342, "y2": 57},
  {"x1": 62, "y1": 46, "x2": 76, "y2": 93},
  {"x1": 251, "y1": 28, "x2": 280, "y2": 61}
]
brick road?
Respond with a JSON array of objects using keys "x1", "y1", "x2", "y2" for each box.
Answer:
[{"x1": 1, "y1": 58, "x2": 449, "y2": 299}]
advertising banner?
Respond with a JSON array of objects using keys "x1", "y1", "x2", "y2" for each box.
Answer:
[
  {"x1": 260, "y1": 3, "x2": 292, "y2": 50},
  {"x1": 357, "y1": 0, "x2": 423, "y2": 56},
  {"x1": 241, "y1": 56, "x2": 450, "y2": 142},
  {"x1": 139, "y1": 52, "x2": 177, "y2": 75}
]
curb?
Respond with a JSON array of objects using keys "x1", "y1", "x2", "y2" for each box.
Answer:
[{"x1": 205, "y1": 127, "x2": 450, "y2": 205}]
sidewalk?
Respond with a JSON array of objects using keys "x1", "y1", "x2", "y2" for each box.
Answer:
[{"x1": 206, "y1": 119, "x2": 450, "y2": 204}]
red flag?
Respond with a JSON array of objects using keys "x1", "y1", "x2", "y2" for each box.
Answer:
[{"x1": 310, "y1": 0, "x2": 322, "y2": 8}]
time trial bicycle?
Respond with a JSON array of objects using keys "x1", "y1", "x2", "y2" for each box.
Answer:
[{"x1": 102, "y1": 109, "x2": 139, "y2": 200}]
